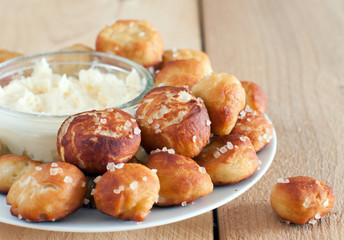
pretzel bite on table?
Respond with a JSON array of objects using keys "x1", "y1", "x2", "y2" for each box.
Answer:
[
  {"x1": 191, "y1": 73, "x2": 246, "y2": 136},
  {"x1": 194, "y1": 134, "x2": 259, "y2": 186},
  {"x1": 154, "y1": 59, "x2": 209, "y2": 89},
  {"x1": 93, "y1": 163, "x2": 159, "y2": 222},
  {"x1": 161, "y1": 48, "x2": 212, "y2": 73},
  {"x1": 0, "y1": 49, "x2": 23, "y2": 63},
  {"x1": 231, "y1": 107, "x2": 273, "y2": 152},
  {"x1": 146, "y1": 152, "x2": 213, "y2": 206},
  {"x1": 270, "y1": 176, "x2": 335, "y2": 225},
  {"x1": 57, "y1": 109, "x2": 141, "y2": 175},
  {"x1": 6, "y1": 162, "x2": 87, "y2": 222},
  {"x1": 135, "y1": 86, "x2": 211, "y2": 158},
  {"x1": 96, "y1": 20, "x2": 164, "y2": 67},
  {"x1": 241, "y1": 81, "x2": 267, "y2": 113},
  {"x1": 0, "y1": 154, "x2": 42, "y2": 194}
]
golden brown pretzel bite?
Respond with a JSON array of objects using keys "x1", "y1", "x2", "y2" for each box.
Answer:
[
  {"x1": 57, "y1": 109, "x2": 141, "y2": 174},
  {"x1": 270, "y1": 176, "x2": 335, "y2": 225},
  {"x1": 96, "y1": 20, "x2": 164, "y2": 67},
  {"x1": 6, "y1": 162, "x2": 87, "y2": 222},
  {"x1": 195, "y1": 134, "x2": 259, "y2": 185},
  {"x1": 94, "y1": 163, "x2": 159, "y2": 222},
  {"x1": 135, "y1": 86, "x2": 211, "y2": 158},
  {"x1": 146, "y1": 152, "x2": 213, "y2": 206}
]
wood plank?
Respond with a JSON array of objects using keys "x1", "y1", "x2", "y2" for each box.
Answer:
[
  {"x1": 0, "y1": 0, "x2": 214, "y2": 239},
  {"x1": 202, "y1": 0, "x2": 344, "y2": 239}
]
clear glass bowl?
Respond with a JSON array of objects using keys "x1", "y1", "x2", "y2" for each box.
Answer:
[{"x1": 0, "y1": 51, "x2": 153, "y2": 162}]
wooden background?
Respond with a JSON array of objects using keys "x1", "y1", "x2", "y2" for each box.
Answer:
[{"x1": 0, "y1": 0, "x2": 343, "y2": 239}]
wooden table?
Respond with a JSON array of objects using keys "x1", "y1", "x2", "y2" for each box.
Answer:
[{"x1": 0, "y1": 0, "x2": 343, "y2": 239}]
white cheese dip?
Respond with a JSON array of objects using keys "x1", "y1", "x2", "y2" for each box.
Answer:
[{"x1": 0, "y1": 58, "x2": 142, "y2": 115}]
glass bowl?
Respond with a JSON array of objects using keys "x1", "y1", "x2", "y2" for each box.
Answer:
[{"x1": 0, "y1": 51, "x2": 153, "y2": 162}]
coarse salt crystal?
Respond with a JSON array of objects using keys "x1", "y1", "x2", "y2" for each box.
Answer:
[
  {"x1": 35, "y1": 166, "x2": 42, "y2": 171},
  {"x1": 131, "y1": 118, "x2": 136, "y2": 122},
  {"x1": 106, "y1": 108, "x2": 114, "y2": 112},
  {"x1": 94, "y1": 176, "x2": 102, "y2": 183},
  {"x1": 199, "y1": 166, "x2": 206, "y2": 173},
  {"x1": 247, "y1": 118, "x2": 251, "y2": 122},
  {"x1": 82, "y1": 181, "x2": 86, "y2": 187},
  {"x1": 240, "y1": 136, "x2": 247, "y2": 141},
  {"x1": 219, "y1": 146, "x2": 227, "y2": 154},
  {"x1": 115, "y1": 163, "x2": 124, "y2": 169},
  {"x1": 213, "y1": 151, "x2": 221, "y2": 158},
  {"x1": 277, "y1": 178, "x2": 289, "y2": 183},
  {"x1": 192, "y1": 135, "x2": 197, "y2": 142},
  {"x1": 167, "y1": 148, "x2": 175, "y2": 154},
  {"x1": 148, "y1": 119, "x2": 153, "y2": 124},
  {"x1": 137, "y1": 115, "x2": 144, "y2": 119},
  {"x1": 50, "y1": 167, "x2": 63, "y2": 176},
  {"x1": 139, "y1": 32, "x2": 145, "y2": 36},
  {"x1": 119, "y1": 185, "x2": 124, "y2": 191},
  {"x1": 18, "y1": 215, "x2": 22, "y2": 220},
  {"x1": 181, "y1": 201, "x2": 187, "y2": 206},
  {"x1": 206, "y1": 120, "x2": 211, "y2": 126},
  {"x1": 64, "y1": 176, "x2": 73, "y2": 183},
  {"x1": 234, "y1": 145, "x2": 239, "y2": 149},
  {"x1": 323, "y1": 199, "x2": 329, "y2": 207},
  {"x1": 107, "y1": 162, "x2": 116, "y2": 171},
  {"x1": 142, "y1": 176, "x2": 148, "y2": 181},
  {"x1": 113, "y1": 189, "x2": 121, "y2": 194},
  {"x1": 51, "y1": 162, "x2": 58, "y2": 167},
  {"x1": 84, "y1": 198, "x2": 90, "y2": 205},
  {"x1": 91, "y1": 189, "x2": 95, "y2": 195},
  {"x1": 155, "y1": 129, "x2": 162, "y2": 134},
  {"x1": 315, "y1": 213, "x2": 321, "y2": 219},
  {"x1": 162, "y1": 147, "x2": 168, "y2": 151},
  {"x1": 226, "y1": 142, "x2": 233, "y2": 149},
  {"x1": 130, "y1": 181, "x2": 138, "y2": 190},
  {"x1": 308, "y1": 219, "x2": 317, "y2": 225},
  {"x1": 151, "y1": 169, "x2": 158, "y2": 173},
  {"x1": 100, "y1": 118, "x2": 107, "y2": 124}
]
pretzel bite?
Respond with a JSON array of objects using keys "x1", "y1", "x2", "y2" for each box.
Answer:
[
  {"x1": 0, "y1": 49, "x2": 23, "y2": 63},
  {"x1": 146, "y1": 152, "x2": 213, "y2": 206},
  {"x1": 241, "y1": 81, "x2": 267, "y2": 113},
  {"x1": 191, "y1": 73, "x2": 246, "y2": 136},
  {"x1": 154, "y1": 59, "x2": 211, "y2": 89},
  {"x1": 231, "y1": 107, "x2": 273, "y2": 152},
  {"x1": 0, "y1": 154, "x2": 42, "y2": 194},
  {"x1": 161, "y1": 48, "x2": 212, "y2": 73},
  {"x1": 57, "y1": 109, "x2": 141, "y2": 175},
  {"x1": 96, "y1": 20, "x2": 164, "y2": 67},
  {"x1": 94, "y1": 163, "x2": 159, "y2": 222},
  {"x1": 195, "y1": 134, "x2": 258, "y2": 185},
  {"x1": 6, "y1": 162, "x2": 87, "y2": 222},
  {"x1": 270, "y1": 176, "x2": 335, "y2": 225},
  {"x1": 135, "y1": 86, "x2": 211, "y2": 158}
]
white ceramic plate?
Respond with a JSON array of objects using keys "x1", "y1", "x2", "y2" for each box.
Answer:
[{"x1": 0, "y1": 129, "x2": 277, "y2": 232}]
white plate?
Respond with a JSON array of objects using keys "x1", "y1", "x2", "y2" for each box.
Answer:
[{"x1": 0, "y1": 129, "x2": 277, "y2": 232}]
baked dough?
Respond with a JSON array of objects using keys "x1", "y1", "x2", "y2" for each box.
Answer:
[
  {"x1": 241, "y1": 81, "x2": 267, "y2": 113},
  {"x1": 96, "y1": 20, "x2": 164, "y2": 67},
  {"x1": 93, "y1": 163, "x2": 159, "y2": 222},
  {"x1": 6, "y1": 162, "x2": 87, "y2": 222},
  {"x1": 0, "y1": 154, "x2": 42, "y2": 193},
  {"x1": 146, "y1": 152, "x2": 213, "y2": 206},
  {"x1": 191, "y1": 73, "x2": 246, "y2": 136},
  {"x1": 194, "y1": 134, "x2": 259, "y2": 185},
  {"x1": 154, "y1": 59, "x2": 211, "y2": 89},
  {"x1": 161, "y1": 48, "x2": 212, "y2": 73},
  {"x1": 270, "y1": 176, "x2": 335, "y2": 225},
  {"x1": 231, "y1": 107, "x2": 273, "y2": 152},
  {"x1": 135, "y1": 86, "x2": 211, "y2": 158},
  {"x1": 57, "y1": 109, "x2": 141, "y2": 174}
]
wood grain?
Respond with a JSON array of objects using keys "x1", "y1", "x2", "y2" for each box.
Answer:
[
  {"x1": 0, "y1": 0, "x2": 214, "y2": 239},
  {"x1": 202, "y1": 0, "x2": 344, "y2": 239}
]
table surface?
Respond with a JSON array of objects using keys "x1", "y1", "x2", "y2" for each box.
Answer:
[{"x1": 0, "y1": 0, "x2": 343, "y2": 239}]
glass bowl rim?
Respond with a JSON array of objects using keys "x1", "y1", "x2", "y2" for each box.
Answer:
[{"x1": 0, "y1": 50, "x2": 154, "y2": 120}]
